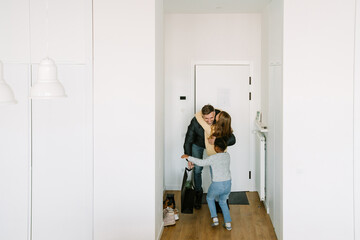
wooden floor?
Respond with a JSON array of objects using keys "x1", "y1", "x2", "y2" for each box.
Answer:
[{"x1": 161, "y1": 191, "x2": 277, "y2": 240}]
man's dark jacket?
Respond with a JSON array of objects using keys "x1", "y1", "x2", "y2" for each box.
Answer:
[{"x1": 183, "y1": 109, "x2": 236, "y2": 155}]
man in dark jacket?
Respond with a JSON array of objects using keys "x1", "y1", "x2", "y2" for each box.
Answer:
[{"x1": 183, "y1": 104, "x2": 236, "y2": 209}]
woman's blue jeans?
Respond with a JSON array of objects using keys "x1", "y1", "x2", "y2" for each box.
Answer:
[
  {"x1": 206, "y1": 180, "x2": 232, "y2": 223},
  {"x1": 192, "y1": 144, "x2": 205, "y2": 192}
]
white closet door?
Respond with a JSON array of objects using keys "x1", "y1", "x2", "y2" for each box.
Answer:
[
  {"x1": 0, "y1": 64, "x2": 30, "y2": 240},
  {"x1": 195, "y1": 64, "x2": 251, "y2": 192},
  {"x1": 31, "y1": 64, "x2": 93, "y2": 240}
]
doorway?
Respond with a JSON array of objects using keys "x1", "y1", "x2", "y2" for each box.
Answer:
[{"x1": 163, "y1": 1, "x2": 282, "y2": 238}]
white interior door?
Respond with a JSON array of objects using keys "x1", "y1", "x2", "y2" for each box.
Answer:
[{"x1": 195, "y1": 64, "x2": 251, "y2": 192}]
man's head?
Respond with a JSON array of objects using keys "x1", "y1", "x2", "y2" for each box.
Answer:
[{"x1": 201, "y1": 104, "x2": 215, "y2": 125}]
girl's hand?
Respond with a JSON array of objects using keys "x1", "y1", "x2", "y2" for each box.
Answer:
[
  {"x1": 188, "y1": 161, "x2": 194, "y2": 169},
  {"x1": 181, "y1": 154, "x2": 189, "y2": 159},
  {"x1": 208, "y1": 136, "x2": 216, "y2": 145}
]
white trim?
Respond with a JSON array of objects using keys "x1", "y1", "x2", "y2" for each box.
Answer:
[
  {"x1": 165, "y1": 185, "x2": 181, "y2": 191},
  {"x1": 156, "y1": 222, "x2": 164, "y2": 240},
  {"x1": 27, "y1": 65, "x2": 33, "y2": 240},
  {"x1": 159, "y1": 190, "x2": 165, "y2": 240},
  {"x1": 263, "y1": 198, "x2": 270, "y2": 215},
  {"x1": 0, "y1": 60, "x2": 91, "y2": 65},
  {"x1": 354, "y1": 0, "x2": 360, "y2": 239}
]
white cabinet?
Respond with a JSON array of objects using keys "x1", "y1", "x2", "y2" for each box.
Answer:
[
  {"x1": 0, "y1": 64, "x2": 31, "y2": 240},
  {"x1": 0, "y1": 1, "x2": 93, "y2": 239},
  {"x1": 31, "y1": 64, "x2": 93, "y2": 240}
]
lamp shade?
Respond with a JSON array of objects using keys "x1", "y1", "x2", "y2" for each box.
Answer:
[
  {"x1": 30, "y1": 58, "x2": 67, "y2": 99},
  {"x1": 0, "y1": 61, "x2": 17, "y2": 104}
]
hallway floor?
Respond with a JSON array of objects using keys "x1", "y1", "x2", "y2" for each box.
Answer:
[{"x1": 161, "y1": 191, "x2": 277, "y2": 240}]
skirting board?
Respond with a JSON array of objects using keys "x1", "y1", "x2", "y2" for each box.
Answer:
[
  {"x1": 157, "y1": 222, "x2": 164, "y2": 240},
  {"x1": 158, "y1": 189, "x2": 165, "y2": 240},
  {"x1": 165, "y1": 185, "x2": 259, "y2": 192},
  {"x1": 165, "y1": 185, "x2": 181, "y2": 191},
  {"x1": 263, "y1": 199, "x2": 270, "y2": 214}
]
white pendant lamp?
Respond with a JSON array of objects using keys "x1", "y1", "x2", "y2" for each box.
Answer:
[
  {"x1": 30, "y1": 58, "x2": 66, "y2": 99},
  {"x1": 29, "y1": 0, "x2": 66, "y2": 99},
  {"x1": 0, "y1": 61, "x2": 17, "y2": 104}
]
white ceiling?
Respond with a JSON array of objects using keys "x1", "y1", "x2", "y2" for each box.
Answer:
[{"x1": 164, "y1": 0, "x2": 271, "y2": 13}]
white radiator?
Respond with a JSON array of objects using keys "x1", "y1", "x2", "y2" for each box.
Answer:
[{"x1": 255, "y1": 131, "x2": 266, "y2": 201}]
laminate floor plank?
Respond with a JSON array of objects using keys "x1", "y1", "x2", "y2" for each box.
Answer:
[{"x1": 161, "y1": 191, "x2": 277, "y2": 240}]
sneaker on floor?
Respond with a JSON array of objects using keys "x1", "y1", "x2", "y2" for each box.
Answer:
[
  {"x1": 211, "y1": 217, "x2": 219, "y2": 227},
  {"x1": 166, "y1": 193, "x2": 176, "y2": 208},
  {"x1": 166, "y1": 207, "x2": 179, "y2": 221},
  {"x1": 173, "y1": 208, "x2": 179, "y2": 221},
  {"x1": 223, "y1": 222, "x2": 232, "y2": 231},
  {"x1": 163, "y1": 208, "x2": 175, "y2": 226},
  {"x1": 163, "y1": 199, "x2": 170, "y2": 209}
]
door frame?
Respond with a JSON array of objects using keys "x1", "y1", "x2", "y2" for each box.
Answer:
[
  {"x1": 354, "y1": 0, "x2": 360, "y2": 239},
  {"x1": 191, "y1": 60, "x2": 257, "y2": 191}
]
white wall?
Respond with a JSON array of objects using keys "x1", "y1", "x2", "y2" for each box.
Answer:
[
  {"x1": 261, "y1": 0, "x2": 283, "y2": 239},
  {"x1": 261, "y1": 9, "x2": 269, "y2": 126},
  {"x1": 93, "y1": 0, "x2": 162, "y2": 239},
  {"x1": 164, "y1": 13, "x2": 262, "y2": 190},
  {"x1": 155, "y1": 0, "x2": 165, "y2": 239},
  {"x1": 283, "y1": 0, "x2": 355, "y2": 239}
]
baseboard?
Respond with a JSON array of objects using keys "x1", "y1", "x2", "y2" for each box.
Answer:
[
  {"x1": 158, "y1": 189, "x2": 165, "y2": 240},
  {"x1": 157, "y1": 222, "x2": 164, "y2": 240},
  {"x1": 165, "y1": 185, "x2": 181, "y2": 191},
  {"x1": 263, "y1": 199, "x2": 270, "y2": 214}
]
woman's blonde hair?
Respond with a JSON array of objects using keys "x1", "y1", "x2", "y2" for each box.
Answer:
[{"x1": 211, "y1": 111, "x2": 233, "y2": 138}]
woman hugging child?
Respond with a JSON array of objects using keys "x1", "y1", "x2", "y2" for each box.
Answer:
[{"x1": 181, "y1": 137, "x2": 232, "y2": 231}]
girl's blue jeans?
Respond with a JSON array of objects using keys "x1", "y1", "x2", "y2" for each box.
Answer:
[{"x1": 206, "y1": 179, "x2": 232, "y2": 223}]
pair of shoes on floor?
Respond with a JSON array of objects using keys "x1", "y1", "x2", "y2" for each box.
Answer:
[
  {"x1": 210, "y1": 218, "x2": 232, "y2": 231},
  {"x1": 163, "y1": 195, "x2": 179, "y2": 222},
  {"x1": 163, "y1": 194, "x2": 176, "y2": 212},
  {"x1": 163, "y1": 207, "x2": 179, "y2": 226},
  {"x1": 163, "y1": 198, "x2": 175, "y2": 209},
  {"x1": 166, "y1": 194, "x2": 176, "y2": 208}
]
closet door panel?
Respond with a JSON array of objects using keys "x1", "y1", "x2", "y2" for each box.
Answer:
[
  {"x1": 32, "y1": 64, "x2": 92, "y2": 240},
  {"x1": 0, "y1": 64, "x2": 30, "y2": 240}
]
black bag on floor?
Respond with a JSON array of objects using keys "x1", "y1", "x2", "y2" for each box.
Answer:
[{"x1": 181, "y1": 167, "x2": 195, "y2": 214}]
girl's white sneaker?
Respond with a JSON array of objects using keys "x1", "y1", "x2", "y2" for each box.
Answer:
[
  {"x1": 223, "y1": 222, "x2": 232, "y2": 231},
  {"x1": 211, "y1": 217, "x2": 219, "y2": 227}
]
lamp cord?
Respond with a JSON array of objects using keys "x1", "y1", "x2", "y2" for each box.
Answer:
[{"x1": 46, "y1": 0, "x2": 49, "y2": 58}]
